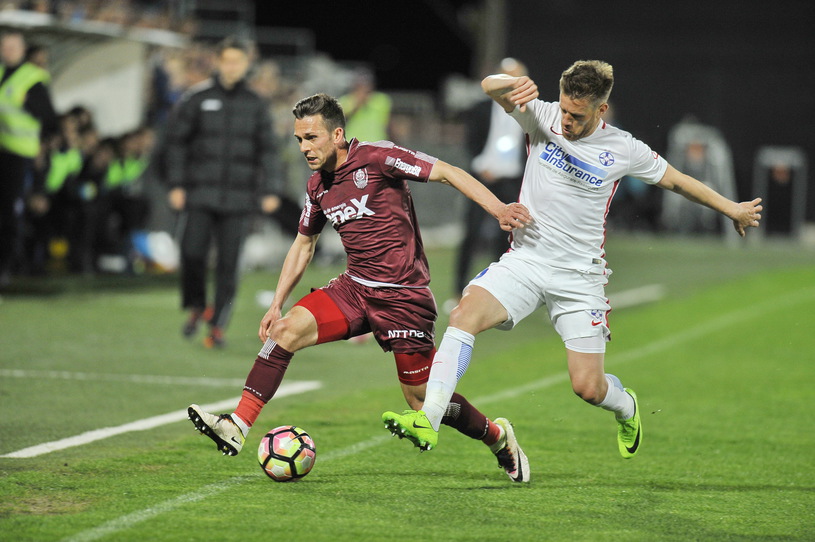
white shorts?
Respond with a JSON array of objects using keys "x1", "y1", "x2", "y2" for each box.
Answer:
[{"x1": 467, "y1": 251, "x2": 612, "y2": 343}]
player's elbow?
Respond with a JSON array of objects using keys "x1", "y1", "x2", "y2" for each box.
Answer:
[{"x1": 429, "y1": 160, "x2": 454, "y2": 185}]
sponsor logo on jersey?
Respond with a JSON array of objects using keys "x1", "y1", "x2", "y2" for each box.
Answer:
[
  {"x1": 353, "y1": 168, "x2": 368, "y2": 189},
  {"x1": 387, "y1": 329, "x2": 426, "y2": 339},
  {"x1": 300, "y1": 195, "x2": 312, "y2": 226},
  {"x1": 324, "y1": 194, "x2": 375, "y2": 225},
  {"x1": 539, "y1": 142, "x2": 608, "y2": 188},
  {"x1": 385, "y1": 156, "x2": 422, "y2": 177}
]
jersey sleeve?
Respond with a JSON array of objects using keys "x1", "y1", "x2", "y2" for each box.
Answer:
[
  {"x1": 627, "y1": 135, "x2": 668, "y2": 185},
  {"x1": 298, "y1": 193, "x2": 327, "y2": 236},
  {"x1": 508, "y1": 99, "x2": 554, "y2": 140},
  {"x1": 375, "y1": 143, "x2": 437, "y2": 183}
]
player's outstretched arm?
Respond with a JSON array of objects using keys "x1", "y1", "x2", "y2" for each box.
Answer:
[
  {"x1": 429, "y1": 159, "x2": 531, "y2": 231},
  {"x1": 482, "y1": 74, "x2": 539, "y2": 113},
  {"x1": 656, "y1": 164, "x2": 763, "y2": 237},
  {"x1": 258, "y1": 233, "x2": 319, "y2": 340}
]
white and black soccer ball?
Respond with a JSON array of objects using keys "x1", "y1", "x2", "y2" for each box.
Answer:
[{"x1": 257, "y1": 425, "x2": 316, "y2": 482}]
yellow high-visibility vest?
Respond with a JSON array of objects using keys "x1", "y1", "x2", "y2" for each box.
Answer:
[{"x1": 0, "y1": 62, "x2": 50, "y2": 158}]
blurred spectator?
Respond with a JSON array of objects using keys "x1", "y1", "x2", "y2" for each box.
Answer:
[
  {"x1": 0, "y1": 31, "x2": 57, "y2": 287},
  {"x1": 339, "y1": 67, "x2": 392, "y2": 142},
  {"x1": 24, "y1": 42, "x2": 48, "y2": 69},
  {"x1": 450, "y1": 57, "x2": 527, "y2": 302},
  {"x1": 163, "y1": 37, "x2": 282, "y2": 348},
  {"x1": 146, "y1": 48, "x2": 183, "y2": 129},
  {"x1": 147, "y1": 45, "x2": 212, "y2": 130},
  {"x1": 21, "y1": 105, "x2": 104, "y2": 275},
  {"x1": 70, "y1": 134, "x2": 113, "y2": 270},
  {"x1": 753, "y1": 147, "x2": 808, "y2": 238},
  {"x1": 248, "y1": 58, "x2": 314, "y2": 243},
  {"x1": 766, "y1": 164, "x2": 792, "y2": 235},
  {"x1": 23, "y1": 112, "x2": 82, "y2": 273},
  {"x1": 68, "y1": 104, "x2": 94, "y2": 131},
  {"x1": 662, "y1": 116, "x2": 738, "y2": 239},
  {"x1": 22, "y1": 0, "x2": 50, "y2": 14},
  {"x1": 96, "y1": 126, "x2": 153, "y2": 272}
]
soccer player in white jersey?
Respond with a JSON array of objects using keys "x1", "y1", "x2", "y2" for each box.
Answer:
[{"x1": 383, "y1": 60, "x2": 763, "y2": 473}]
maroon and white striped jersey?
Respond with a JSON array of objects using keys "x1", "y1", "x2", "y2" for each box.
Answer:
[{"x1": 299, "y1": 139, "x2": 438, "y2": 287}]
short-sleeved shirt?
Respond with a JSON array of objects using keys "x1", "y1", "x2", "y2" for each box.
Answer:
[
  {"x1": 508, "y1": 100, "x2": 668, "y2": 272},
  {"x1": 299, "y1": 138, "x2": 438, "y2": 287}
]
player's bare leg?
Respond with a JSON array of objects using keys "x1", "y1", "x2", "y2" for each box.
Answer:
[{"x1": 567, "y1": 348, "x2": 641, "y2": 458}]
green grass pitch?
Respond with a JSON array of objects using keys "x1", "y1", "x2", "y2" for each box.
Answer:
[{"x1": 1, "y1": 235, "x2": 813, "y2": 541}]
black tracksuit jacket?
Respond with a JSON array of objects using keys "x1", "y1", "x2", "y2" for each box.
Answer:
[{"x1": 163, "y1": 76, "x2": 280, "y2": 213}]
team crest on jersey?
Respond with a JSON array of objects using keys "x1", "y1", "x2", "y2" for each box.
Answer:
[
  {"x1": 599, "y1": 151, "x2": 615, "y2": 166},
  {"x1": 353, "y1": 168, "x2": 369, "y2": 189}
]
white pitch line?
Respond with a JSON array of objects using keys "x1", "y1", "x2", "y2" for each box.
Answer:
[
  {"x1": 475, "y1": 286, "x2": 815, "y2": 406},
  {"x1": 60, "y1": 434, "x2": 394, "y2": 542},
  {"x1": 0, "y1": 369, "x2": 247, "y2": 388},
  {"x1": 61, "y1": 475, "x2": 257, "y2": 542},
  {"x1": 609, "y1": 283, "x2": 666, "y2": 309},
  {"x1": 54, "y1": 286, "x2": 815, "y2": 541},
  {"x1": 1, "y1": 285, "x2": 664, "y2": 386},
  {"x1": 1, "y1": 381, "x2": 321, "y2": 459}
]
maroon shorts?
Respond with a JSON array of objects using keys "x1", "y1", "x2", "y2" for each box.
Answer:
[
  {"x1": 320, "y1": 273, "x2": 437, "y2": 354},
  {"x1": 294, "y1": 274, "x2": 437, "y2": 385}
]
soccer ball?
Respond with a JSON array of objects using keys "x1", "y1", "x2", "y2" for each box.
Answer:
[{"x1": 257, "y1": 425, "x2": 316, "y2": 482}]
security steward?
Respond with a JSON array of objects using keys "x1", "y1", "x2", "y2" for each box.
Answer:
[{"x1": 0, "y1": 31, "x2": 57, "y2": 287}]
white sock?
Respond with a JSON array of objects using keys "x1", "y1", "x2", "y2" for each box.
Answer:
[
  {"x1": 231, "y1": 413, "x2": 250, "y2": 437},
  {"x1": 598, "y1": 374, "x2": 635, "y2": 420},
  {"x1": 422, "y1": 327, "x2": 475, "y2": 430}
]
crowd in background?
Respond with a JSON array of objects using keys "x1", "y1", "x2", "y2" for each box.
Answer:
[
  {"x1": 2, "y1": 0, "x2": 797, "y2": 289},
  {"x1": 24, "y1": 105, "x2": 154, "y2": 275},
  {"x1": 1, "y1": 0, "x2": 196, "y2": 35}
]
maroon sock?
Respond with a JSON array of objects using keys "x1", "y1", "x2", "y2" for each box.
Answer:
[
  {"x1": 441, "y1": 392, "x2": 490, "y2": 440},
  {"x1": 243, "y1": 343, "x2": 293, "y2": 403}
]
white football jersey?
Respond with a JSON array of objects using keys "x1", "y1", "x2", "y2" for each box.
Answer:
[{"x1": 508, "y1": 99, "x2": 667, "y2": 272}]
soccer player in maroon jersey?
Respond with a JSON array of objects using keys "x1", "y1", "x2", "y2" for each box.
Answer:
[{"x1": 188, "y1": 93, "x2": 533, "y2": 481}]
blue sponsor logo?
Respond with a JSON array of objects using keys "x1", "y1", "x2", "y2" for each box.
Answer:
[{"x1": 540, "y1": 142, "x2": 608, "y2": 186}]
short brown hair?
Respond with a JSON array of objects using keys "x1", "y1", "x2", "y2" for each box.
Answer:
[
  {"x1": 559, "y1": 60, "x2": 614, "y2": 106},
  {"x1": 292, "y1": 93, "x2": 346, "y2": 133}
]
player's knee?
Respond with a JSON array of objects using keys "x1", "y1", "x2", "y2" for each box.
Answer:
[
  {"x1": 571, "y1": 378, "x2": 603, "y2": 405},
  {"x1": 448, "y1": 303, "x2": 482, "y2": 333},
  {"x1": 268, "y1": 316, "x2": 308, "y2": 352}
]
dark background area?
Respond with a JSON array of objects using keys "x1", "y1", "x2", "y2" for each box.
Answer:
[
  {"x1": 254, "y1": 2, "x2": 474, "y2": 91},
  {"x1": 258, "y1": 0, "x2": 815, "y2": 215}
]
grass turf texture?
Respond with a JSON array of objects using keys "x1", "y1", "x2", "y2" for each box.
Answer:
[{"x1": 1, "y1": 235, "x2": 813, "y2": 541}]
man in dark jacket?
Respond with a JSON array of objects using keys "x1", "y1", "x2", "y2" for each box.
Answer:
[{"x1": 164, "y1": 37, "x2": 281, "y2": 347}]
